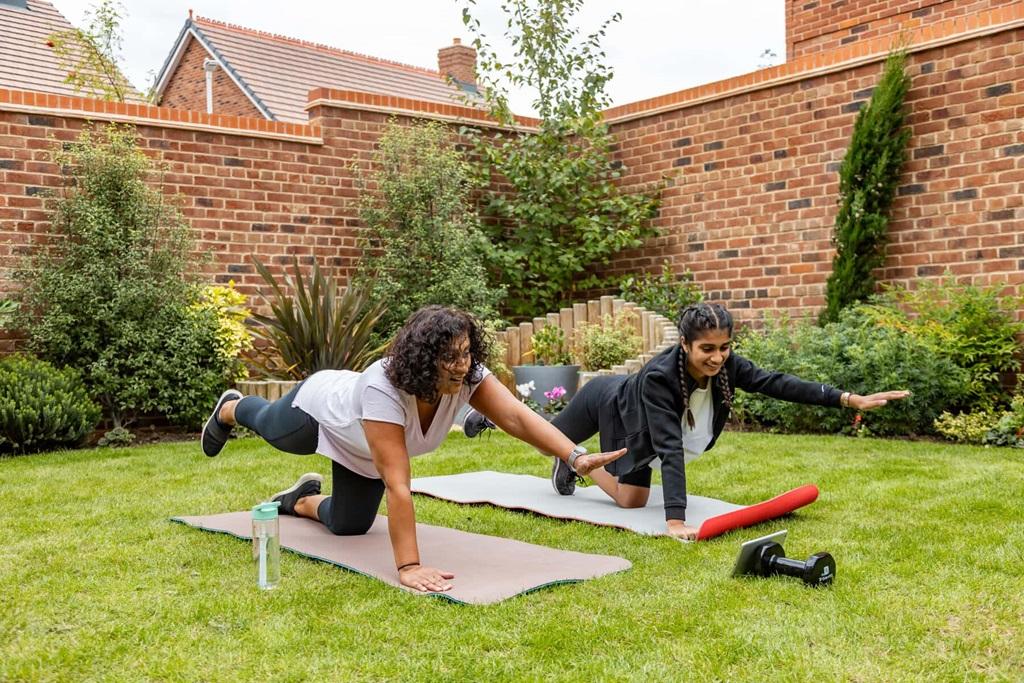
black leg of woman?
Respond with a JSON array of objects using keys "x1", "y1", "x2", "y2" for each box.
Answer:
[{"x1": 550, "y1": 377, "x2": 651, "y2": 508}]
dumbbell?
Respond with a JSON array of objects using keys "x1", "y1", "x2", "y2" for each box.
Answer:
[{"x1": 754, "y1": 541, "x2": 835, "y2": 587}]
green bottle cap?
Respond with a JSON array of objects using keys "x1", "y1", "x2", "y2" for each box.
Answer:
[{"x1": 251, "y1": 501, "x2": 280, "y2": 521}]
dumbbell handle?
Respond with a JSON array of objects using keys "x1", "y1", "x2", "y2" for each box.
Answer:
[{"x1": 769, "y1": 555, "x2": 811, "y2": 578}]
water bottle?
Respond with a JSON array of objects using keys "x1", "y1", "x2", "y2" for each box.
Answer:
[{"x1": 251, "y1": 501, "x2": 281, "y2": 590}]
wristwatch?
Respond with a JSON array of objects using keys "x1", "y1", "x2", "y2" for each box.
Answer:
[{"x1": 567, "y1": 445, "x2": 587, "y2": 472}]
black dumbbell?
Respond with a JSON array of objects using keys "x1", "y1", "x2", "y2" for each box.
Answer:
[{"x1": 754, "y1": 541, "x2": 835, "y2": 586}]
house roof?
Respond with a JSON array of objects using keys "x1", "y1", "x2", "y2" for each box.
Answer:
[
  {"x1": 154, "y1": 15, "x2": 480, "y2": 123},
  {"x1": 0, "y1": 0, "x2": 141, "y2": 100}
]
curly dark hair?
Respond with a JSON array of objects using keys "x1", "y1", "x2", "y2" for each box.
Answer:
[{"x1": 384, "y1": 305, "x2": 492, "y2": 403}]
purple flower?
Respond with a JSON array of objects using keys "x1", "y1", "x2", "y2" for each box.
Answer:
[{"x1": 544, "y1": 385, "x2": 566, "y2": 401}]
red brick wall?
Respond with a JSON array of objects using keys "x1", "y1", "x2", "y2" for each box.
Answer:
[
  {"x1": 2, "y1": 8, "x2": 1022, "y2": 341},
  {"x1": 787, "y1": 0, "x2": 1017, "y2": 60},
  {"x1": 605, "y1": 26, "x2": 1024, "y2": 325},
  {"x1": 160, "y1": 36, "x2": 264, "y2": 119},
  {"x1": 0, "y1": 97, "x2": 425, "y2": 348}
]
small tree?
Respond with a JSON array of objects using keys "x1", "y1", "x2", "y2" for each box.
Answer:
[
  {"x1": 820, "y1": 49, "x2": 911, "y2": 324},
  {"x1": 13, "y1": 125, "x2": 234, "y2": 430},
  {"x1": 460, "y1": 0, "x2": 660, "y2": 318},
  {"x1": 354, "y1": 120, "x2": 505, "y2": 340},
  {"x1": 46, "y1": 0, "x2": 133, "y2": 102}
]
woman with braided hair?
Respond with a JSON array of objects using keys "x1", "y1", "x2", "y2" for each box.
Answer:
[{"x1": 466, "y1": 302, "x2": 909, "y2": 540}]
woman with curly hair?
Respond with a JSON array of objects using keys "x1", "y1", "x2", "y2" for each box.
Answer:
[
  {"x1": 466, "y1": 302, "x2": 910, "y2": 541},
  {"x1": 201, "y1": 305, "x2": 626, "y2": 593}
]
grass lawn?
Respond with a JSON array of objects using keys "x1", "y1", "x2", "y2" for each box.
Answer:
[{"x1": 2, "y1": 430, "x2": 1022, "y2": 682}]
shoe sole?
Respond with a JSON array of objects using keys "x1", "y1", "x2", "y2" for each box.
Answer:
[
  {"x1": 201, "y1": 389, "x2": 243, "y2": 457},
  {"x1": 269, "y1": 472, "x2": 325, "y2": 503}
]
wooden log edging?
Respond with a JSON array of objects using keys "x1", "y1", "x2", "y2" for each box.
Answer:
[
  {"x1": 236, "y1": 379, "x2": 301, "y2": 400},
  {"x1": 495, "y1": 296, "x2": 678, "y2": 390}
]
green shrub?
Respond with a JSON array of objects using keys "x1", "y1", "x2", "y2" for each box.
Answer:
[
  {"x1": 191, "y1": 281, "x2": 253, "y2": 383},
  {"x1": 933, "y1": 410, "x2": 999, "y2": 445},
  {"x1": 354, "y1": 120, "x2": 504, "y2": 342},
  {"x1": 461, "y1": 0, "x2": 660, "y2": 316},
  {"x1": 984, "y1": 395, "x2": 1024, "y2": 448},
  {"x1": 12, "y1": 125, "x2": 236, "y2": 430},
  {"x1": 528, "y1": 325, "x2": 572, "y2": 366},
  {"x1": 734, "y1": 308, "x2": 967, "y2": 436},
  {"x1": 0, "y1": 355, "x2": 101, "y2": 454},
  {"x1": 862, "y1": 275, "x2": 1024, "y2": 411},
  {"x1": 574, "y1": 313, "x2": 643, "y2": 371},
  {"x1": 821, "y1": 49, "x2": 911, "y2": 323},
  {"x1": 251, "y1": 256, "x2": 387, "y2": 379},
  {"x1": 619, "y1": 262, "x2": 702, "y2": 319}
]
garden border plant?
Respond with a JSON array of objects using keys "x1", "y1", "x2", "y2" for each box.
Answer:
[
  {"x1": 12, "y1": 124, "x2": 238, "y2": 435},
  {"x1": 821, "y1": 48, "x2": 911, "y2": 324},
  {"x1": 460, "y1": 0, "x2": 661, "y2": 317}
]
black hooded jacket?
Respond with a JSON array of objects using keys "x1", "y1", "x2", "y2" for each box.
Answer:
[{"x1": 593, "y1": 344, "x2": 843, "y2": 521}]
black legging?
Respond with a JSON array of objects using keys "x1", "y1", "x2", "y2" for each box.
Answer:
[
  {"x1": 550, "y1": 375, "x2": 653, "y2": 488},
  {"x1": 234, "y1": 383, "x2": 385, "y2": 536}
]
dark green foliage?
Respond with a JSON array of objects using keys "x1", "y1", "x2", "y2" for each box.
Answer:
[
  {"x1": 354, "y1": 120, "x2": 504, "y2": 340},
  {"x1": 734, "y1": 308, "x2": 967, "y2": 436},
  {"x1": 461, "y1": 0, "x2": 660, "y2": 317},
  {"x1": 251, "y1": 256, "x2": 388, "y2": 379},
  {"x1": 983, "y1": 395, "x2": 1024, "y2": 447},
  {"x1": 821, "y1": 50, "x2": 911, "y2": 324},
  {"x1": 12, "y1": 125, "x2": 235, "y2": 429},
  {"x1": 861, "y1": 275, "x2": 1024, "y2": 411},
  {"x1": 619, "y1": 261, "x2": 703, "y2": 318},
  {"x1": 0, "y1": 355, "x2": 100, "y2": 454}
]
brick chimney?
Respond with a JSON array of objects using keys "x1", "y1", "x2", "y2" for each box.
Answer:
[{"x1": 438, "y1": 38, "x2": 477, "y2": 87}]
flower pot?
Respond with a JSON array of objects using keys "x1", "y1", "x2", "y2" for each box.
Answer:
[{"x1": 512, "y1": 365, "x2": 580, "y2": 412}]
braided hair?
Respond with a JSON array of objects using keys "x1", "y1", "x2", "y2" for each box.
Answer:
[{"x1": 676, "y1": 302, "x2": 734, "y2": 429}]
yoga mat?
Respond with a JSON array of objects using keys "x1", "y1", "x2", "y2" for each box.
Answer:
[
  {"x1": 172, "y1": 513, "x2": 631, "y2": 605},
  {"x1": 411, "y1": 471, "x2": 819, "y2": 541}
]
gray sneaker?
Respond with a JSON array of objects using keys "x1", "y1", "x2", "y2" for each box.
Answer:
[
  {"x1": 201, "y1": 389, "x2": 243, "y2": 457},
  {"x1": 270, "y1": 473, "x2": 324, "y2": 516},
  {"x1": 551, "y1": 458, "x2": 582, "y2": 495},
  {"x1": 463, "y1": 408, "x2": 496, "y2": 438}
]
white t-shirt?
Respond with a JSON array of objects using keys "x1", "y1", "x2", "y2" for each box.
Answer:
[
  {"x1": 651, "y1": 383, "x2": 715, "y2": 472},
  {"x1": 292, "y1": 359, "x2": 491, "y2": 479},
  {"x1": 681, "y1": 384, "x2": 714, "y2": 464}
]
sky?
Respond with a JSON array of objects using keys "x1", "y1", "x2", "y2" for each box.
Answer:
[{"x1": 48, "y1": 0, "x2": 786, "y2": 115}]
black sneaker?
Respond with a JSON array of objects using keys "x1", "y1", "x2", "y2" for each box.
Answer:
[
  {"x1": 201, "y1": 389, "x2": 243, "y2": 457},
  {"x1": 463, "y1": 408, "x2": 496, "y2": 438},
  {"x1": 269, "y1": 473, "x2": 324, "y2": 516},
  {"x1": 551, "y1": 457, "x2": 583, "y2": 495}
]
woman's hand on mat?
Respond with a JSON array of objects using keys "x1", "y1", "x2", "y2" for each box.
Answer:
[
  {"x1": 851, "y1": 390, "x2": 911, "y2": 411},
  {"x1": 573, "y1": 448, "x2": 628, "y2": 477},
  {"x1": 399, "y1": 564, "x2": 455, "y2": 593},
  {"x1": 666, "y1": 520, "x2": 699, "y2": 541}
]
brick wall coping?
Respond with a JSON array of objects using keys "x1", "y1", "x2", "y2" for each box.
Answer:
[
  {"x1": 0, "y1": 87, "x2": 323, "y2": 143},
  {"x1": 306, "y1": 87, "x2": 540, "y2": 132},
  {"x1": 2, "y1": 3, "x2": 1019, "y2": 141},
  {"x1": 603, "y1": 3, "x2": 1024, "y2": 124},
  {"x1": 301, "y1": 4, "x2": 1022, "y2": 130}
]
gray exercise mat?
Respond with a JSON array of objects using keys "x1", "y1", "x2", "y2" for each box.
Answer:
[
  {"x1": 172, "y1": 512, "x2": 631, "y2": 605},
  {"x1": 411, "y1": 471, "x2": 744, "y2": 536}
]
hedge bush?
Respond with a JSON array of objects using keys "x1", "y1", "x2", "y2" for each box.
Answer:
[
  {"x1": 0, "y1": 355, "x2": 101, "y2": 454},
  {"x1": 734, "y1": 308, "x2": 967, "y2": 436}
]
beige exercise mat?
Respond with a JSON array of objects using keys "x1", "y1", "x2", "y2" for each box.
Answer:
[
  {"x1": 411, "y1": 471, "x2": 819, "y2": 540},
  {"x1": 172, "y1": 512, "x2": 631, "y2": 605}
]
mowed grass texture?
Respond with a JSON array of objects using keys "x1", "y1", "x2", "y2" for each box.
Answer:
[{"x1": 2, "y1": 430, "x2": 1022, "y2": 682}]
